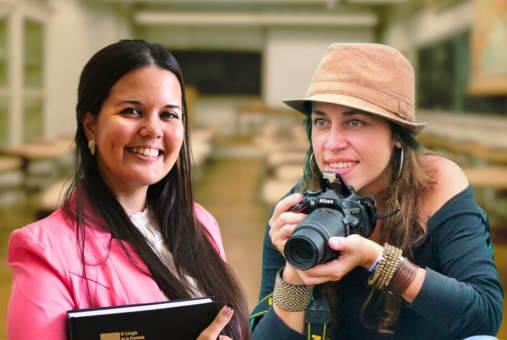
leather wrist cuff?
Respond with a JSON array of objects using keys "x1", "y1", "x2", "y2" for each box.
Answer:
[
  {"x1": 387, "y1": 257, "x2": 419, "y2": 295},
  {"x1": 273, "y1": 268, "x2": 314, "y2": 312}
]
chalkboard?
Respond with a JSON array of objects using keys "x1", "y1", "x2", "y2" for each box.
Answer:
[{"x1": 170, "y1": 50, "x2": 261, "y2": 96}]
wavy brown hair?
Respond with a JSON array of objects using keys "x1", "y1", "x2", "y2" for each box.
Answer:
[
  {"x1": 300, "y1": 108, "x2": 435, "y2": 335},
  {"x1": 62, "y1": 40, "x2": 250, "y2": 340}
]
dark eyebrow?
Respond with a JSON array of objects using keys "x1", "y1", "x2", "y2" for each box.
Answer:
[
  {"x1": 164, "y1": 104, "x2": 181, "y2": 110},
  {"x1": 343, "y1": 109, "x2": 369, "y2": 117},
  {"x1": 115, "y1": 100, "x2": 181, "y2": 110},
  {"x1": 311, "y1": 110, "x2": 327, "y2": 116}
]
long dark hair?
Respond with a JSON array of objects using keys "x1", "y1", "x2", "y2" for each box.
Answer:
[
  {"x1": 300, "y1": 108, "x2": 434, "y2": 335},
  {"x1": 63, "y1": 40, "x2": 250, "y2": 340}
]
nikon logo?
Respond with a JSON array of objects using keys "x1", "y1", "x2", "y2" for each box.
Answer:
[{"x1": 319, "y1": 198, "x2": 334, "y2": 204}]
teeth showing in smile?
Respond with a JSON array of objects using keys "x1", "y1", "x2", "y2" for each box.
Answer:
[
  {"x1": 128, "y1": 148, "x2": 160, "y2": 158},
  {"x1": 329, "y1": 162, "x2": 357, "y2": 169}
]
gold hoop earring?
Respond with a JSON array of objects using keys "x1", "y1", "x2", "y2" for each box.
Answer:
[
  {"x1": 88, "y1": 137, "x2": 96, "y2": 156},
  {"x1": 396, "y1": 147, "x2": 403, "y2": 179}
]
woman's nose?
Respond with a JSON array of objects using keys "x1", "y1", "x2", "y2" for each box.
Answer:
[
  {"x1": 140, "y1": 114, "x2": 163, "y2": 138},
  {"x1": 325, "y1": 128, "x2": 349, "y2": 151}
]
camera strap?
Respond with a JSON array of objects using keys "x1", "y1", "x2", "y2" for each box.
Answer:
[
  {"x1": 249, "y1": 292, "x2": 273, "y2": 330},
  {"x1": 305, "y1": 285, "x2": 330, "y2": 340},
  {"x1": 249, "y1": 285, "x2": 330, "y2": 339}
]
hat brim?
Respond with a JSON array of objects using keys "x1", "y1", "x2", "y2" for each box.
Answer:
[{"x1": 283, "y1": 93, "x2": 427, "y2": 135}]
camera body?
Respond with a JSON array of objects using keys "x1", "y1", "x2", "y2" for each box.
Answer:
[{"x1": 284, "y1": 172, "x2": 378, "y2": 270}]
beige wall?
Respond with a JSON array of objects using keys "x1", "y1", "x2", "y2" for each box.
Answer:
[
  {"x1": 138, "y1": 25, "x2": 375, "y2": 110},
  {"x1": 4, "y1": 0, "x2": 482, "y2": 141},
  {"x1": 141, "y1": 26, "x2": 265, "y2": 51},
  {"x1": 46, "y1": 0, "x2": 131, "y2": 138},
  {"x1": 263, "y1": 27, "x2": 374, "y2": 109}
]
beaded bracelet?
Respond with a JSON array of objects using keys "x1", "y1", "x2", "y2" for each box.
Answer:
[
  {"x1": 368, "y1": 243, "x2": 420, "y2": 295},
  {"x1": 368, "y1": 243, "x2": 402, "y2": 290},
  {"x1": 379, "y1": 245, "x2": 402, "y2": 289}
]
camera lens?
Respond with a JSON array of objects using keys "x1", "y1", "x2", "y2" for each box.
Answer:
[
  {"x1": 284, "y1": 230, "x2": 321, "y2": 270},
  {"x1": 293, "y1": 239, "x2": 314, "y2": 262},
  {"x1": 285, "y1": 208, "x2": 346, "y2": 270}
]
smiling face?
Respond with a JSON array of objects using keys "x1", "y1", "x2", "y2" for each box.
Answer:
[
  {"x1": 83, "y1": 66, "x2": 184, "y2": 195},
  {"x1": 311, "y1": 102, "x2": 398, "y2": 197}
]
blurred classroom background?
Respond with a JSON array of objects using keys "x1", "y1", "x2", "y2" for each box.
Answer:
[{"x1": 0, "y1": 0, "x2": 507, "y2": 338}]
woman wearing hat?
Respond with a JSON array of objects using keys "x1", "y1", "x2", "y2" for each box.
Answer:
[{"x1": 250, "y1": 44, "x2": 502, "y2": 339}]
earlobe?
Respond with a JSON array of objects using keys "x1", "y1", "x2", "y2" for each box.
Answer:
[{"x1": 394, "y1": 140, "x2": 402, "y2": 149}]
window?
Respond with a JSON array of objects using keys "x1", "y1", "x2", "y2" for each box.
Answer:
[
  {"x1": 0, "y1": 5, "x2": 48, "y2": 146},
  {"x1": 0, "y1": 16, "x2": 8, "y2": 147},
  {"x1": 23, "y1": 97, "x2": 43, "y2": 143},
  {"x1": 417, "y1": 31, "x2": 507, "y2": 115},
  {"x1": 0, "y1": 97, "x2": 8, "y2": 147},
  {"x1": 23, "y1": 19, "x2": 44, "y2": 142},
  {"x1": 0, "y1": 16, "x2": 8, "y2": 88}
]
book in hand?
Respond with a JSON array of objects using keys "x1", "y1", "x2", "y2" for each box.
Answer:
[{"x1": 67, "y1": 296, "x2": 218, "y2": 340}]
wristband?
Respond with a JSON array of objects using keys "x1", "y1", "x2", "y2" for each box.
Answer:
[
  {"x1": 369, "y1": 251, "x2": 383, "y2": 273},
  {"x1": 273, "y1": 268, "x2": 314, "y2": 312}
]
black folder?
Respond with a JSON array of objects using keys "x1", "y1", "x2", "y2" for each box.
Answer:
[{"x1": 67, "y1": 297, "x2": 218, "y2": 340}]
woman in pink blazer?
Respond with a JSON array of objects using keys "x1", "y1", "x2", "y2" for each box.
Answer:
[{"x1": 7, "y1": 40, "x2": 250, "y2": 340}]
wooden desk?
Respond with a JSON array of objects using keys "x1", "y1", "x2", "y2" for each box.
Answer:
[
  {"x1": 0, "y1": 137, "x2": 75, "y2": 192},
  {"x1": 0, "y1": 156, "x2": 22, "y2": 173},
  {"x1": 0, "y1": 137, "x2": 74, "y2": 161}
]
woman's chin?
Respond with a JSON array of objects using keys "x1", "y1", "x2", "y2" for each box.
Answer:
[{"x1": 120, "y1": 173, "x2": 166, "y2": 188}]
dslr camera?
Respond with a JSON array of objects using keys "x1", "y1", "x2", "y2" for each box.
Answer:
[{"x1": 284, "y1": 171, "x2": 379, "y2": 270}]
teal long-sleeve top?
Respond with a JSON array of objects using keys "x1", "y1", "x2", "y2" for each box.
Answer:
[{"x1": 252, "y1": 185, "x2": 503, "y2": 340}]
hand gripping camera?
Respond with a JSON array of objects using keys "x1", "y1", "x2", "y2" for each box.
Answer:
[{"x1": 284, "y1": 171, "x2": 392, "y2": 270}]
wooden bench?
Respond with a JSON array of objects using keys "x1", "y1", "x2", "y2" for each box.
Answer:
[
  {"x1": 267, "y1": 151, "x2": 306, "y2": 168},
  {"x1": 0, "y1": 156, "x2": 25, "y2": 220},
  {"x1": 417, "y1": 133, "x2": 507, "y2": 165},
  {"x1": 236, "y1": 100, "x2": 304, "y2": 138},
  {"x1": 275, "y1": 164, "x2": 304, "y2": 181},
  {"x1": 416, "y1": 111, "x2": 507, "y2": 165},
  {"x1": 36, "y1": 178, "x2": 73, "y2": 220},
  {"x1": 261, "y1": 179, "x2": 298, "y2": 206},
  {"x1": 462, "y1": 167, "x2": 507, "y2": 189}
]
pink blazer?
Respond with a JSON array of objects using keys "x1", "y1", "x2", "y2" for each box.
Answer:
[{"x1": 6, "y1": 203, "x2": 226, "y2": 340}]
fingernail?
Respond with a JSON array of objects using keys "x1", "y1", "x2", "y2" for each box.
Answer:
[
  {"x1": 223, "y1": 303, "x2": 233, "y2": 315},
  {"x1": 329, "y1": 237, "x2": 339, "y2": 247},
  {"x1": 295, "y1": 193, "x2": 302, "y2": 200}
]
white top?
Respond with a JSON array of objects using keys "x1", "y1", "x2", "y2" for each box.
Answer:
[{"x1": 127, "y1": 209, "x2": 202, "y2": 300}]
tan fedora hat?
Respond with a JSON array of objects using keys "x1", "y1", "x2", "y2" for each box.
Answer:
[{"x1": 283, "y1": 43, "x2": 427, "y2": 135}]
